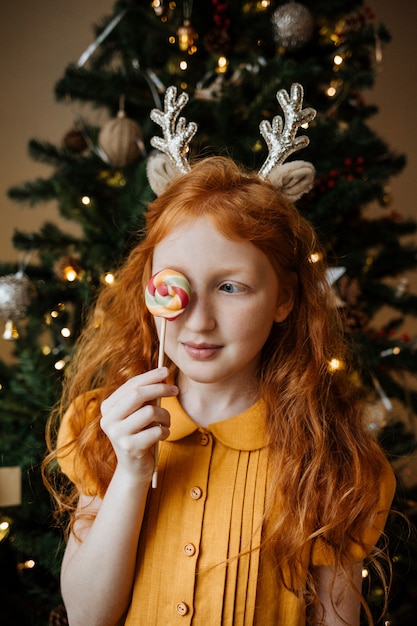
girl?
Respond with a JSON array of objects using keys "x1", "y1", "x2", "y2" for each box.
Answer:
[{"x1": 45, "y1": 155, "x2": 395, "y2": 625}]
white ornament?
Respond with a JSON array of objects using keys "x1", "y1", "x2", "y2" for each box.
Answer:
[
  {"x1": 272, "y1": 2, "x2": 314, "y2": 50},
  {"x1": 0, "y1": 271, "x2": 32, "y2": 320}
]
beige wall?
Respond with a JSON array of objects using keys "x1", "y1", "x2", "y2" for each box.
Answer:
[{"x1": 0, "y1": 1, "x2": 416, "y2": 358}]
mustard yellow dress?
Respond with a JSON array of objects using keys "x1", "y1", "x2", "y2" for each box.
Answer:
[{"x1": 58, "y1": 393, "x2": 396, "y2": 625}]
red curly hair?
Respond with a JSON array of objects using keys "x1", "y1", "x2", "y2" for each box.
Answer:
[{"x1": 44, "y1": 156, "x2": 391, "y2": 622}]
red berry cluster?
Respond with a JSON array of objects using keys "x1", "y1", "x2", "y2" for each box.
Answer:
[
  {"x1": 335, "y1": 6, "x2": 375, "y2": 37},
  {"x1": 212, "y1": 0, "x2": 231, "y2": 31},
  {"x1": 313, "y1": 156, "x2": 365, "y2": 194},
  {"x1": 204, "y1": 0, "x2": 232, "y2": 54},
  {"x1": 379, "y1": 328, "x2": 410, "y2": 343}
]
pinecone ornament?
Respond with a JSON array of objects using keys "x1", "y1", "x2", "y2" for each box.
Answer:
[
  {"x1": 62, "y1": 127, "x2": 88, "y2": 154},
  {"x1": 204, "y1": 27, "x2": 231, "y2": 54},
  {"x1": 48, "y1": 604, "x2": 68, "y2": 626},
  {"x1": 343, "y1": 306, "x2": 369, "y2": 332}
]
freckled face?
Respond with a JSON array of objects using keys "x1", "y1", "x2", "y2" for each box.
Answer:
[{"x1": 151, "y1": 216, "x2": 293, "y2": 391}]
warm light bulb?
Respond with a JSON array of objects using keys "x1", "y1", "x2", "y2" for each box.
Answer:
[
  {"x1": 81, "y1": 195, "x2": 91, "y2": 206},
  {"x1": 18, "y1": 559, "x2": 36, "y2": 570},
  {"x1": 180, "y1": 60, "x2": 188, "y2": 71},
  {"x1": 328, "y1": 358, "x2": 344, "y2": 372},
  {"x1": 309, "y1": 252, "x2": 323, "y2": 264},
  {"x1": 327, "y1": 86, "x2": 337, "y2": 97},
  {"x1": 104, "y1": 272, "x2": 115, "y2": 285},
  {"x1": 0, "y1": 521, "x2": 10, "y2": 541},
  {"x1": 63, "y1": 266, "x2": 77, "y2": 282},
  {"x1": 54, "y1": 359, "x2": 66, "y2": 371},
  {"x1": 61, "y1": 327, "x2": 71, "y2": 338},
  {"x1": 217, "y1": 56, "x2": 229, "y2": 74},
  {"x1": 334, "y1": 54, "x2": 343, "y2": 65},
  {"x1": 362, "y1": 567, "x2": 369, "y2": 578},
  {"x1": 381, "y1": 345, "x2": 402, "y2": 358}
]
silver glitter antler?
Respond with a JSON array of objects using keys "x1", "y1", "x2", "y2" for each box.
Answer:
[
  {"x1": 146, "y1": 83, "x2": 316, "y2": 200},
  {"x1": 150, "y1": 86, "x2": 197, "y2": 174},
  {"x1": 258, "y1": 83, "x2": 316, "y2": 180}
]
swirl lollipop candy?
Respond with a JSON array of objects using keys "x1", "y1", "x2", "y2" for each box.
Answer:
[
  {"x1": 145, "y1": 269, "x2": 191, "y2": 321},
  {"x1": 145, "y1": 269, "x2": 191, "y2": 487}
]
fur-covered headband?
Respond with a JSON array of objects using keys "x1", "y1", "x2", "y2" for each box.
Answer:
[{"x1": 146, "y1": 83, "x2": 316, "y2": 201}]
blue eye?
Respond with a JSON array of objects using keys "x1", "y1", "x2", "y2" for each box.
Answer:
[{"x1": 220, "y1": 283, "x2": 241, "y2": 294}]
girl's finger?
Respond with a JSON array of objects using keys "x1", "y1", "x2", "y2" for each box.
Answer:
[
  {"x1": 126, "y1": 423, "x2": 171, "y2": 456},
  {"x1": 101, "y1": 369, "x2": 177, "y2": 422},
  {"x1": 103, "y1": 367, "x2": 169, "y2": 409},
  {"x1": 105, "y1": 404, "x2": 171, "y2": 438}
]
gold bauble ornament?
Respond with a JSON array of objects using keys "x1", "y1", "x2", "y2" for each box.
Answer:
[
  {"x1": 98, "y1": 110, "x2": 144, "y2": 167},
  {"x1": 177, "y1": 21, "x2": 198, "y2": 52}
]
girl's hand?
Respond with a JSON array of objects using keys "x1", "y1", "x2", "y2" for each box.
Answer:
[{"x1": 99, "y1": 367, "x2": 177, "y2": 483}]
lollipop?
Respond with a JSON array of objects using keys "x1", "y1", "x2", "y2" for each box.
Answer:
[
  {"x1": 145, "y1": 269, "x2": 191, "y2": 321},
  {"x1": 145, "y1": 269, "x2": 191, "y2": 487}
]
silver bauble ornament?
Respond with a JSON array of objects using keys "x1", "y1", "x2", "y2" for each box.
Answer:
[
  {"x1": 272, "y1": 2, "x2": 314, "y2": 50},
  {"x1": 0, "y1": 272, "x2": 32, "y2": 320},
  {"x1": 0, "y1": 271, "x2": 33, "y2": 340}
]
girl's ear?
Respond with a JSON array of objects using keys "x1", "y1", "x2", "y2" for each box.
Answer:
[{"x1": 274, "y1": 274, "x2": 297, "y2": 323}]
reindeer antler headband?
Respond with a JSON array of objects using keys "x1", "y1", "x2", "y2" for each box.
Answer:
[{"x1": 146, "y1": 83, "x2": 316, "y2": 201}]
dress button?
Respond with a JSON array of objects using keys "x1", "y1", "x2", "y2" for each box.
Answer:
[
  {"x1": 190, "y1": 486, "x2": 202, "y2": 500},
  {"x1": 184, "y1": 543, "x2": 196, "y2": 556},
  {"x1": 176, "y1": 602, "x2": 189, "y2": 616},
  {"x1": 199, "y1": 432, "x2": 209, "y2": 445}
]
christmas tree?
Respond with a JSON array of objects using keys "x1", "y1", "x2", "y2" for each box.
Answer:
[{"x1": 1, "y1": 1, "x2": 416, "y2": 624}]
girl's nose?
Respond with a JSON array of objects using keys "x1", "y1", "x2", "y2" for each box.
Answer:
[{"x1": 183, "y1": 292, "x2": 216, "y2": 332}]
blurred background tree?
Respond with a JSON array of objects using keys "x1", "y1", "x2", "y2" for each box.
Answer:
[{"x1": 0, "y1": 1, "x2": 416, "y2": 624}]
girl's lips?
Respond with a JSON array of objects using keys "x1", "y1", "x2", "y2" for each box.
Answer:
[{"x1": 182, "y1": 342, "x2": 222, "y2": 360}]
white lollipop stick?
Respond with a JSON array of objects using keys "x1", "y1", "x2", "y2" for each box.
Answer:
[
  {"x1": 152, "y1": 317, "x2": 167, "y2": 488},
  {"x1": 145, "y1": 269, "x2": 191, "y2": 488}
]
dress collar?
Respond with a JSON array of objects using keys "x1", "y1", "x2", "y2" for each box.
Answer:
[{"x1": 162, "y1": 396, "x2": 269, "y2": 451}]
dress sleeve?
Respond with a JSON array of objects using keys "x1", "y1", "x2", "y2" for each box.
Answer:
[
  {"x1": 56, "y1": 391, "x2": 104, "y2": 497},
  {"x1": 311, "y1": 455, "x2": 396, "y2": 566}
]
